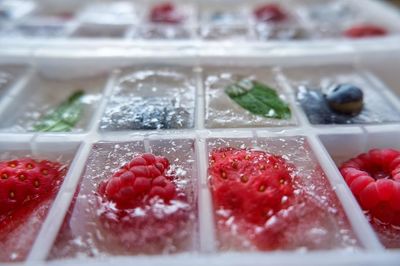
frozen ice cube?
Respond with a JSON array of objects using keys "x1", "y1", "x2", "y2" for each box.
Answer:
[
  {"x1": 200, "y1": 5, "x2": 249, "y2": 26},
  {"x1": 281, "y1": 64, "x2": 400, "y2": 125},
  {"x1": 5, "y1": 20, "x2": 67, "y2": 38},
  {"x1": 295, "y1": 0, "x2": 362, "y2": 38},
  {"x1": 0, "y1": 65, "x2": 25, "y2": 98},
  {"x1": 0, "y1": 0, "x2": 35, "y2": 21},
  {"x1": 204, "y1": 66, "x2": 296, "y2": 128},
  {"x1": 200, "y1": 5, "x2": 251, "y2": 40},
  {"x1": 102, "y1": 97, "x2": 190, "y2": 130},
  {"x1": 252, "y1": 2, "x2": 310, "y2": 41},
  {"x1": 100, "y1": 67, "x2": 195, "y2": 131},
  {"x1": 71, "y1": 24, "x2": 128, "y2": 39},
  {"x1": 255, "y1": 22, "x2": 309, "y2": 40},
  {"x1": 320, "y1": 135, "x2": 400, "y2": 249},
  {"x1": 0, "y1": 197, "x2": 55, "y2": 262},
  {"x1": 48, "y1": 139, "x2": 197, "y2": 259},
  {"x1": 0, "y1": 73, "x2": 106, "y2": 133},
  {"x1": 201, "y1": 25, "x2": 251, "y2": 41},
  {"x1": 0, "y1": 143, "x2": 77, "y2": 262},
  {"x1": 77, "y1": 2, "x2": 138, "y2": 25},
  {"x1": 207, "y1": 136, "x2": 360, "y2": 251},
  {"x1": 138, "y1": 24, "x2": 192, "y2": 40}
]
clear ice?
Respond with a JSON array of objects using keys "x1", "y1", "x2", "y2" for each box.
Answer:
[
  {"x1": 207, "y1": 136, "x2": 360, "y2": 251},
  {"x1": 49, "y1": 139, "x2": 197, "y2": 259},
  {"x1": 281, "y1": 64, "x2": 400, "y2": 125},
  {"x1": 204, "y1": 66, "x2": 296, "y2": 128},
  {"x1": 100, "y1": 67, "x2": 195, "y2": 131}
]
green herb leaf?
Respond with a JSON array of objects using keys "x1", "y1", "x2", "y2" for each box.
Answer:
[
  {"x1": 225, "y1": 79, "x2": 291, "y2": 119},
  {"x1": 33, "y1": 90, "x2": 85, "y2": 132}
]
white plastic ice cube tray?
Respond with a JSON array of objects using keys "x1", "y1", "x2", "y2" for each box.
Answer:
[
  {"x1": 0, "y1": 47, "x2": 400, "y2": 265},
  {"x1": 1, "y1": 0, "x2": 400, "y2": 52}
]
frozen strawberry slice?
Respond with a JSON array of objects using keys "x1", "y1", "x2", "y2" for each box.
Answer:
[
  {"x1": 254, "y1": 4, "x2": 287, "y2": 23},
  {"x1": 150, "y1": 2, "x2": 184, "y2": 24},
  {"x1": 209, "y1": 148, "x2": 295, "y2": 225},
  {"x1": 344, "y1": 24, "x2": 387, "y2": 38},
  {"x1": 340, "y1": 149, "x2": 400, "y2": 226},
  {"x1": 97, "y1": 153, "x2": 192, "y2": 250},
  {"x1": 0, "y1": 158, "x2": 65, "y2": 220}
]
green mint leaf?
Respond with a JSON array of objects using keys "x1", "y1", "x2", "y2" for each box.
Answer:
[
  {"x1": 33, "y1": 90, "x2": 85, "y2": 132},
  {"x1": 225, "y1": 79, "x2": 291, "y2": 120}
]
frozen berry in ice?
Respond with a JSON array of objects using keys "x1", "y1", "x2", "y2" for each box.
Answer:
[
  {"x1": 340, "y1": 149, "x2": 400, "y2": 226},
  {"x1": 150, "y1": 2, "x2": 184, "y2": 24},
  {"x1": 98, "y1": 153, "x2": 176, "y2": 209},
  {"x1": 325, "y1": 84, "x2": 363, "y2": 115},
  {"x1": 344, "y1": 24, "x2": 387, "y2": 38},
  {"x1": 254, "y1": 4, "x2": 287, "y2": 23},
  {"x1": 105, "y1": 97, "x2": 191, "y2": 130},
  {"x1": 0, "y1": 158, "x2": 65, "y2": 218},
  {"x1": 97, "y1": 153, "x2": 193, "y2": 250},
  {"x1": 209, "y1": 147, "x2": 295, "y2": 225}
]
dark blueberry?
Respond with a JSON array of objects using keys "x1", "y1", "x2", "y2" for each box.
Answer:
[
  {"x1": 102, "y1": 97, "x2": 191, "y2": 130},
  {"x1": 325, "y1": 84, "x2": 363, "y2": 115}
]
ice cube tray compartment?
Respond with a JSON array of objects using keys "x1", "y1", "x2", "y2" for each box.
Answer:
[
  {"x1": 0, "y1": 49, "x2": 399, "y2": 265},
  {"x1": 0, "y1": 64, "x2": 27, "y2": 99},
  {"x1": 47, "y1": 138, "x2": 198, "y2": 259},
  {"x1": 279, "y1": 64, "x2": 400, "y2": 125},
  {"x1": 71, "y1": 24, "x2": 129, "y2": 39},
  {"x1": 205, "y1": 135, "x2": 360, "y2": 251},
  {"x1": 203, "y1": 66, "x2": 297, "y2": 128},
  {"x1": 319, "y1": 129, "x2": 400, "y2": 249},
  {"x1": 0, "y1": 139, "x2": 81, "y2": 262},
  {"x1": 99, "y1": 65, "x2": 197, "y2": 131},
  {"x1": 0, "y1": 68, "x2": 108, "y2": 133}
]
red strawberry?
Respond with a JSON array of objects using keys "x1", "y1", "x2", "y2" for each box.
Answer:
[
  {"x1": 340, "y1": 149, "x2": 400, "y2": 226},
  {"x1": 0, "y1": 193, "x2": 54, "y2": 262},
  {"x1": 209, "y1": 148, "x2": 295, "y2": 225},
  {"x1": 344, "y1": 24, "x2": 387, "y2": 38},
  {"x1": 254, "y1": 4, "x2": 287, "y2": 23},
  {"x1": 96, "y1": 153, "x2": 193, "y2": 251},
  {"x1": 150, "y1": 2, "x2": 184, "y2": 24},
  {"x1": 0, "y1": 158, "x2": 64, "y2": 220}
]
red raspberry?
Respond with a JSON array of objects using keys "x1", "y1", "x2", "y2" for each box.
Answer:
[
  {"x1": 97, "y1": 153, "x2": 193, "y2": 250},
  {"x1": 150, "y1": 2, "x2": 183, "y2": 24},
  {"x1": 98, "y1": 153, "x2": 176, "y2": 209},
  {"x1": 209, "y1": 148, "x2": 295, "y2": 225},
  {"x1": 340, "y1": 149, "x2": 400, "y2": 226},
  {"x1": 344, "y1": 24, "x2": 387, "y2": 38},
  {"x1": 0, "y1": 158, "x2": 65, "y2": 220},
  {"x1": 254, "y1": 4, "x2": 287, "y2": 23}
]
